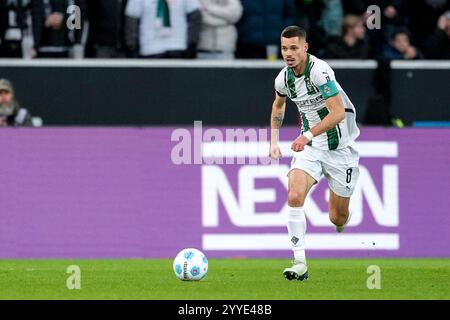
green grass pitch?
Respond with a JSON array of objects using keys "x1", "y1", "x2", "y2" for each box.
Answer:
[{"x1": 0, "y1": 259, "x2": 449, "y2": 300}]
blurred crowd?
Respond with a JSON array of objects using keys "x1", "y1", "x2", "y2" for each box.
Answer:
[{"x1": 0, "y1": 0, "x2": 449, "y2": 60}]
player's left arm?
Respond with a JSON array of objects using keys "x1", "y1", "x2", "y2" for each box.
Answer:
[{"x1": 292, "y1": 63, "x2": 345, "y2": 152}]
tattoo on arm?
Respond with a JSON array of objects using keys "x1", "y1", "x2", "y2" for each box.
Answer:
[{"x1": 272, "y1": 111, "x2": 284, "y2": 129}]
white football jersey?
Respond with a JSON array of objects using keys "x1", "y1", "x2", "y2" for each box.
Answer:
[{"x1": 275, "y1": 54, "x2": 360, "y2": 150}]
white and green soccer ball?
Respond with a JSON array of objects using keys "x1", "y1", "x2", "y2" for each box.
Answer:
[{"x1": 173, "y1": 248, "x2": 208, "y2": 281}]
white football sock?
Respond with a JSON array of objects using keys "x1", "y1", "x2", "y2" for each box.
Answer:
[{"x1": 287, "y1": 206, "x2": 307, "y2": 262}]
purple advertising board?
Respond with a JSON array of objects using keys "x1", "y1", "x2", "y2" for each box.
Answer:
[{"x1": 0, "y1": 127, "x2": 449, "y2": 259}]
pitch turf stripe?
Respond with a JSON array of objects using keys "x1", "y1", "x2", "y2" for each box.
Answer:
[{"x1": 203, "y1": 234, "x2": 400, "y2": 251}]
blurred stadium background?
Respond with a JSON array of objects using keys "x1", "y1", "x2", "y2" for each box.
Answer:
[{"x1": 0, "y1": 0, "x2": 449, "y2": 300}]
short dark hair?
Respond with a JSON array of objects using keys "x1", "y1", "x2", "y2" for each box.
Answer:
[
  {"x1": 281, "y1": 26, "x2": 307, "y2": 40},
  {"x1": 390, "y1": 27, "x2": 410, "y2": 41}
]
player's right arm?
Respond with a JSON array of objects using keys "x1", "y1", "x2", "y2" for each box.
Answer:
[{"x1": 269, "y1": 92, "x2": 286, "y2": 160}]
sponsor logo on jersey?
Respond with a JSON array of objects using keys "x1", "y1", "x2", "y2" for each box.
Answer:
[{"x1": 295, "y1": 96, "x2": 325, "y2": 108}]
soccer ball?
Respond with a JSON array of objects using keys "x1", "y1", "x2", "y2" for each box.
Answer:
[{"x1": 173, "y1": 248, "x2": 208, "y2": 281}]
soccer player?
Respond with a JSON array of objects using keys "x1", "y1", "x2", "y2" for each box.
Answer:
[{"x1": 269, "y1": 26, "x2": 360, "y2": 281}]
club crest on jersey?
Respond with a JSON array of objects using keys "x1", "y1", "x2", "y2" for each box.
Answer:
[{"x1": 305, "y1": 77, "x2": 319, "y2": 95}]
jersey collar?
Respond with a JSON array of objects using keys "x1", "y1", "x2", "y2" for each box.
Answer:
[{"x1": 291, "y1": 53, "x2": 311, "y2": 78}]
